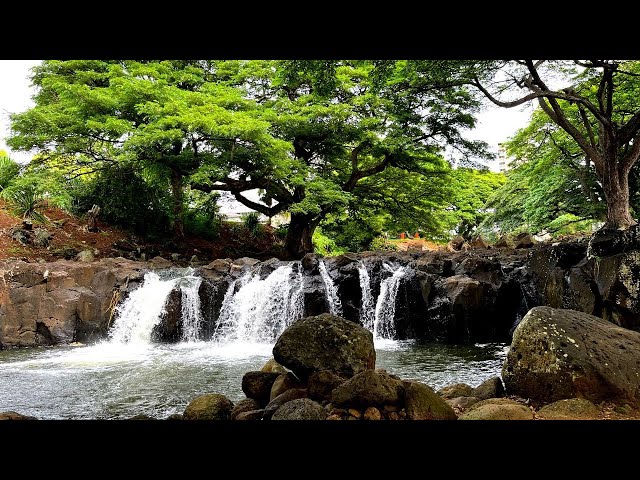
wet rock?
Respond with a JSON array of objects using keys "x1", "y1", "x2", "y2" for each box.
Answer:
[
  {"x1": 0, "y1": 411, "x2": 37, "y2": 420},
  {"x1": 152, "y1": 287, "x2": 182, "y2": 342},
  {"x1": 231, "y1": 398, "x2": 262, "y2": 420},
  {"x1": 503, "y1": 306, "x2": 640, "y2": 404},
  {"x1": 261, "y1": 358, "x2": 288, "y2": 374},
  {"x1": 515, "y1": 233, "x2": 536, "y2": 249},
  {"x1": 459, "y1": 398, "x2": 533, "y2": 420},
  {"x1": 446, "y1": 396, "x2": 479, "y2": 410},
  {"x1": 230, "y1": 257, "x2": 260, "y2": 275},
  {"x1": 595, "y1": 251, "x2": 640, "y2": 331},
  {"x1": 270, "y1": 372, "x2": 302, "y2": 401},
  {"x1": 149, "y1": 256, "x2": 173, "y2": 269},
  {"x1": 437, "y1": 383, "x2": 474, "y2": 399},
  {"x1": 363, "y1": 406, "x2": 382, "y2": 420},
  {"x1": 301, "y1": 253, "x2": 319, "y2": 272},
  {"x1": 241, "y1": 371, "x2": 281, "y2": 406},
  {"x1": 129, "y1": 414, "x2": 156, "y2": 420},
  {"x1": 235, "y1": 409, "x2": 265, "y2": 421},
  {"x1": 331, "y1": 370, "x2": 404, "y2": 409},
  {"x1": 273, "y1": 313, "x2": 375, "y2": 380},
  {"x1": 272, "y1": 398, "x2": 328, "y2": 420},
  {"x1": 473, "y1": 376, "x2": 505, "y2": 400},
  {"x1": 263, "y1": 388, "x2": 308, "y2": 420},
  {"x1": 166, "y1": 414, "x2": 184, "y2": 420},
  {"x1": 403, "y1": 381, "x2": 457, "y2": 420},
  {"x1": 587, "y1": 224, "x2": 640, "y2": 258},
  {"x1": 183, "y1": 393, "x2": 234, "y2": 420},
  {"x1": 307, "y1": 370, "x2": 346, "y2": 401},
  {"x1": 537, "y1": 398, "x2": 600, "y2": 420}
]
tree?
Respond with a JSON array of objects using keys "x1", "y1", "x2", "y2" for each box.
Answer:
[
  {"x1": 192, "y1": 60, "x2": 489, "y2": 258},
  {"x1": 468, "y1": 60, "x2": 640, "y2": 230},
  {"x1": 8, "y1": 60, "x2": 287, "y2": 238}
]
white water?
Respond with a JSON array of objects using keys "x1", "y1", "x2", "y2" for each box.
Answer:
[
  {"x1": 213, "y1": 264, "x2": 305, "y2": 343},
  {"x1": 373, "y1": 263, "x2": 410, "y2": 340},
  {"x1": 109, "y1": 268, "x2": 202, "y2": 344},
  {"x1": 357, "y1": 262, "x2": 375, "y2": 331},
  {"x1": 319, "y1": 260, "x2": 343, "y2": 316}
]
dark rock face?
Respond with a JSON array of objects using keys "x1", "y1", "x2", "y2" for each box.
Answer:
[
  {"x1": 241, "y1": 371, "x2": 281, "y2": 407},
  {"x1": 536, "y1": 398, "x2": 600, "y2": 420},
  {"x1": 231, "y1": 398, "x2": 262, "y2": 420},
  {"x1": 183, "y1": 393, "x2": 234, "y2": 420},
  {"x1": 0, "y1": 411, "x2": 37, "y2": 420},
  {"x1": 473, "y1": 376, "x2": 505, "y2": 400},
  {"x1": 271, "y1": 398, "x2": 328, "y2": 420},
  {"x1": 263, "y1": 388, "x2": 308, "y2": 420},
  {"x1": 503, "y1": 306, "x2": 640, "y2": 404},
  {"x1": 459, "y1": 398, "x2": 533, "y2": 420},
  {"x1": 331, "y1": 370, "x2": 404, "y2": 408},
  {"x1": 152, "y1": 287, "x2": 181, "y2": 342},
  {"x1": 270, "y1": 373, "x2": 302, "y2": 401},
  {"x1": 273, "y1": 313, "x2": 375, "y2": 380},
  {"x1": 307, "y1": 370, "x2": 346, "y2": 402},
  {"x1": 437, "y1": 383, "x2": 474, "y2": 399},
  {"x1": 587, "y1": 224, "x2": 640, "y2": 258}
]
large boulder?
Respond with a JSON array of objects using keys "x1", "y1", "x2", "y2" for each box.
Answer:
[
  {"x1": 263, "y1": 388, "x2": 308, "y2": 420},
  {"x1": 270, "y1": 373, "x2": 302, "y2": 401},
  {"x1": 261, "y1": 358, "x2": 288, "y2": 374},
  {"x1": 231, "y1": 398, "x2": 262, "y2": 420},
  {"x1": 503, "y1": 306, "x2": 640, "y2": 404},
  {"x1": 241, "y1": 371, "x2": 281, "y2": 406},
  {"x1": 536, "y1": 398, "x2": 600, "y2": 420},
  {"x1": 308, "y1": 370, "x2": 346, "y2": 402},
  {"x1": 459, "y1": 398, "x2": 533, "y2": 420},
  {"x1": 273, "y1": 313, "x2": 375, "y2": 380},
  {"x1": 272, "y1": 398, "x2": 328, "y2": 420},
  {"x1": 403, "y1": 381, "x2": 457, "y2": 420},
  {"x1": 437, "y1": 383, "x2": 474, "y2": 399},
  {"x1": 331, "y1": 370, "x2": 404, "y2": 409},
  {"x1": 515, "y1": 233, "x2": 536, "y2": 249},
  {"x1": 183, "y1": 393, "x2": 234, "y2": 420}
]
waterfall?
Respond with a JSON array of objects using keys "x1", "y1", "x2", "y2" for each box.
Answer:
[
  {"x1": 357, "y1": 262, "x2": 375, "y2": 331},
  {"x1": 213, "y1": 264, "x2": 305, "y2": 343},
  {"x1": 319, "y1": 260, "x2": 343, "y2": 316},
  {"x1": 373, "y1": 263, "x2": 410, "y2": 340},
  {"x1": 179, "y1": 275, "x2": 203, "y2": 342}
]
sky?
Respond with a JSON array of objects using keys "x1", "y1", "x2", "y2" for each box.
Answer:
[{"x1": 0, "y1": 60, "x2": 535, "y2": 167}]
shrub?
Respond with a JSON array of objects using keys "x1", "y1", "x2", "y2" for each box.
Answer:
[
  {"x1": 242, "y1": 211, "x2": 262, "y2": 236},
  {"x1": 0, "y1": 155, "x2": 20, "y2": 191},
  {"x1": 0, "y1": 183, "x2": 48, "y2": 223},
  {"x1": 369, "y1": 235, "x2": 398, "y2": 252}
]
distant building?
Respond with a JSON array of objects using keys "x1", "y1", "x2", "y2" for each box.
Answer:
[{"x1": 497, "y1": 143, "x2": 509, "y2": 172}]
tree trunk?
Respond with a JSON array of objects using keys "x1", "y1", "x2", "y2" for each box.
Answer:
[
  {"x1": 284, "y1": 213, "x2": 316, "y2": 259},
  {"x1": 170, "y1": 170, "x2": 185, "y2": 239},
  {"x1": 602, "y1": 161, "x2": 636, "y2": 229}
]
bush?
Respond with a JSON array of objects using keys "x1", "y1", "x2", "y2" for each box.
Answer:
[
  {"x1": 369, "y1": 235, "x2": 398, "y2": 252},
  {"x1": 312, "y1": 227, "x2": 345, "y2": 256},
  {"x1": 0, "y1": 183, "x2": 47, "y2": 223},
  {"x1": 70, "y1": 164, "x2": 172, "y2": 237},
  {"x1": 0, "y1": 155, "x2": 20, "y2": 191},
  {"x1": 242, "y1": 211, "x2": 262, "y2": 236},
  {"x1": 184, "y1": 190, "x2": 224, "y2": 240}
]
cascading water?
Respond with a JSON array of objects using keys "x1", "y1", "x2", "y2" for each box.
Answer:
[
  {"x1": 372, "y1": 263, "x2": 410, "y2": 340},
  {"x1": 179, "y1": 275, "x2": 203, "y2": 342},
  {"x1": 357, "y1": 262, "x2": 375, "y2": 331},
  {"x1": 213, "y1": 264, "x2": 305, "y2": 343},
  {"x1": 109, "y1": 268, "x2": 201, "y2": 344},
  {"x1": 319, "y1": 260, "x2": 343, "y2": 316}
]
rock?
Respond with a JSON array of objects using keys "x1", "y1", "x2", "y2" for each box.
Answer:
[
  {"x1": 152, "y1": 287, "x2": 182, "y2": 342},
  {"x1": 446, "y1": 396, "x2": 479, "y2": 410},
  {"x1": 347, "y1": 408, "x2": 362, "y2": 419},
  {"x1": 594, "y1": 251, "x2": 640, "y2": 331},
  {"x1": 261, "y1": 358, "x2": 288, "y2": 374},
  {"x1": 388, "y1": 411, "x2": 400, "y2": 421},
  {"x1": 231, "y1": 398, "x2": 262, "y2": 420},
  {"x1": 75, "y1": 250, "x2": 95, "y2": 262},
  {"x1": 515, "y1": 233, "x2": 536, "y2": 249},
  {"x1": 166, "y1": 414, "x2": 183, "y2": 420},
  {"x1": 273, "y1": 313, "x2": 375, "y2": 380},
  {"x1": 230, "y1": 257, "x2": 260, "y2": 275},
  {"x1": 449, "y1": 235, "x2": 465, "y2": 251},
  {"x1": 183, "y1": 393, "x2": 234, "y2": 420},
  {"x1": 0, "y1": 411, "x2": 37, "y2": 420},
  {"x1": 459, "y1": 398, "x2": 534, "y2": 420},
  {"x1": 537, "y1": 398, "x2": 600, "y2": 420},
  {"x1": 503, "y1": 306, "x2": 640, "y2": 404},
  {"x1": 437, "y1": 383, "x2": 474, "y2": 399},
  {"x1": 272, "y1": 398, "x2": 328, "y2": 420},
  {"x1": 331, "y1": 370, "x2": 404, "y2": 409},
  {"x1": 470, "y1": 235, "x2": 488, "y2": 249},
  {"x1": 473, "y1": 376, "x2": 505, "y2": 400},
  {"x1": 33, "y1": 228, "x2": 52, "y2": 247},
  {"x1": 263, "y1": 388, "x2": 308, "y2": 420},
  {"x1": 326, "y1": 414, "x2": 342, "y2": 420},
  {"x1": 307, "y1": 370, "x2": 346, "y2": 401},
  {"x1": 363, "y1": 406, "x2": 382, "y2": 420},
  {"x1": 301, "y1": 253, "x2": 319, "y2": 272},
  {"x1": 494, "y1": 236, "x2": 512, "y2": 248},
  {"x1": 129, "y1": 414, "x2": 156, "y2": 420},
  {"x1": 403, "y1": 381, "x2": 457, "y2": 420},
  {"x1": 235, "y1": 409, "x2": 265, "y2": 421},
  {"x1": 149, "y1": 256, "x2": 173, "y2": 269},
  {"x1": 587, "y1": 224, "x2": 640, "y2": 258},
  {"x1": 270, "y1": 373, "x2": 302, "y2": 401},
  {"x1": 241, "y1": 371, "x2": 281, "y2": 406}
]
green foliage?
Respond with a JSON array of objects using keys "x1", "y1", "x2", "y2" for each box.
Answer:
[
  {"x1": 369, "y1": 235, "x2": 398, "y2": 252},
  {"x1": 183, "y1": 190, "x2": 224, "y2": 240},
  {"x1": 70, "y1": 164, "x2": 172, "y2": 237},
  {"x1": 0, "y1": 183, "x2": 47, "y2": 223},
  {"x1": 312, "y1": 227, "x2": 346, "y2": 256},
  {"x1": 241, "y1": 211, "x2": 262, "y2": 236},
  {"x1": 0, "y1": 155, "x2": 20, "y2": 191}
]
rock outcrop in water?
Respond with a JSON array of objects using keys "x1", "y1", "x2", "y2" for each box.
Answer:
[{"x1": 502, "y1": 306, "x2": 640, "y2": 405}]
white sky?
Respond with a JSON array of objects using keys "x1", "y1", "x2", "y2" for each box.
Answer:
[{"x1": 0, "y1": 60, "x2": 533, "y2": 169}]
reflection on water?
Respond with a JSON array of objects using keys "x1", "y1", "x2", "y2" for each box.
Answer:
[{"x1": 0, "y1": 340, "x2": 507, "y2": 419}]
